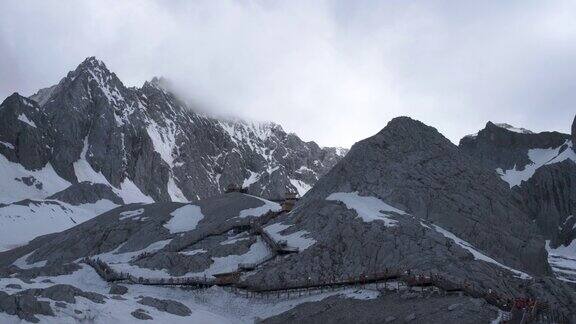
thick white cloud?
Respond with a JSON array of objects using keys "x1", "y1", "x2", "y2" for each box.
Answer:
[{"x1": 1, "y1": 0, "x2": 575, "y2": 147}]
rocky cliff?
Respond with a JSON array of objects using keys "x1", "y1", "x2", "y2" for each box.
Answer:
[{"x1": 459, "y1": 117, "x2": 576, "y2": 282}]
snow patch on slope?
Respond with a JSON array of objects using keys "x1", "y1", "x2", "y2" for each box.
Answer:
[
  {"x1": 326, "y1": 192, "x2": 405, "y2": 226},
  {"x1": 146, "y1": 120, "x2": 177, "y2": 167},
  {"x1": 546, "y1": 240, "x2": 576, "y2": 283},
  {"x1": 0, "y1": 199, "x2": 118, "y2": 251},
  {"x1": 238, "y1": 196, "x2": 281, "y2": 218},
  {"x1": 0, "y1": 141, "x2": 15, "y2": 149},
  {"x1": 289, "y1": 179, "x2": 311, "y2": 196},
  {"x1": 497, "y1": 140, "x2": 576, "y2": 187},
  {"x1": 494, "y1": 123, "x2": 534, "y2": 134},
  {"x1": 164, "y1": 204, "x2": 204, "y2": 234},
  {"x1": 431, "y1": 224, "x2": 532, "y2": 279},
  {"x1": 265, "y1": 223, "x2": 316, "y2": 251},
  {"x1": 0, "y1": 153, "x2": 71, "y2": 204},
  {"x1": 167, "y1": 176, "x2": 187, "y2": 202},
  {"x1": 193, "y1": 237, "x2": 270, "y2": 277},
  {"x1": 17, "y1": 113, "x2": 37, "y2": 128},
  {"x1": 242, "y1": 171, "x2": 260, "y2": 188}
]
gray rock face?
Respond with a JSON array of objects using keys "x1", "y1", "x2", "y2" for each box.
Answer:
[
  {"x1": 47, "y1": 181, "x2": 124, "y2": 205},
  {"x1": 515, "y1": 160, "x2": 576, "y2": 242},
  {"x1": 460, "y1": 119, "x2": 576, "y2": 245},
  {"x1": 137, "y1": 296, "x2": 191, "y2": 316},
  {"x1": 0, "y1": 57, "x2": 346, "y2": 204},
  {"x1": 0, "y1": 93, "x2": 51, "y2": 171},
  {"x1": 303, "y1": 117, "x2": 547, "y2": 276}
]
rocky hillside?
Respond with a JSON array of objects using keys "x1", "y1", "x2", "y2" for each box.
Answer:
[
  {"x1": 247, "y1": 117, "x2": 551, "y2": 285},
  {"x1": 0, "y1": 57, "x2": 346, "y2": 205},
  {"x1": 460, "y1": 118, "x2": 576, "y2": 282}
]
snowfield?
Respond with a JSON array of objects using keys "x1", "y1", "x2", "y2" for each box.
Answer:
[
  {"x1": 0, "y1": 154, "x2": 70, "y2": 204},
  {"x1": 0, "y1": 199, "x2": 118, "y2": 252}
]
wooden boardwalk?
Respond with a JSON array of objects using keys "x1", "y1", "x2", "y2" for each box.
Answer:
[{"x1": 83, "y1": 257, "x2": 569, "y2": 323}]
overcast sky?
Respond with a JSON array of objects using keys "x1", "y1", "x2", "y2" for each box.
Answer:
[{"x1": 1, "y1": 1, "x2": 575, "y2": 147}]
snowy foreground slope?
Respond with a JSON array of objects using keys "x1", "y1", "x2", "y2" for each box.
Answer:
[
  {"x1": 1, "y1": 117, "x2": 576, "y2": 323},
  {"x1": 0, "y1": 57, "x2": 346, "y2": 250}
]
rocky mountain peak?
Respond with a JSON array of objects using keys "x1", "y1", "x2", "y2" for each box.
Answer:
[
  {"x1": 302, "y1": 116, "x2": 547, "y2": 276},
  {"x1": 336, "y1": 116, "x2": 454, "y2": 171},
  {"x1": 61, "y1": 56, "x2": 124, "y2": 98},
  {"x1": 143, "y1": 76, "x2": 170, "y2": 92},
  {"x1": 2, "y1": 92, "x2": 30, "y2": 107},
  {"x1": 373, "y1": 116, "x2": 449, "y2": 146},
  {"x1": 459, "y1": 120, "x2": 571, "y2": 173},
  {"x1": 0, "y1": 56, "x2": 346, "y2": 205},
  {"x1": 0, "y1": 92, "x2": 41, "y2": 113},
  {"x1": 77, "y1": 56, "x2": 109, "y2": 72},
  {"x1": 572, "y1": 116, "x2": 576, "y2": 151}
]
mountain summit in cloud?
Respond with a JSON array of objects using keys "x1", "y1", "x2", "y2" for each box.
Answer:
[{"x1": 0, "y1": 57, "x2": 347, "y2": 204}]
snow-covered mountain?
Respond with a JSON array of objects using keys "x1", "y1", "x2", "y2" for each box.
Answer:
[
  {"x1": 0, "y1": 57, "x2": 346, "y2": 249},
  {"x1": 2, "y1": 117, "x2": 575, "y2": 323},
  {"x1": 1, "y1": 57, "x2": 346, "y2": 204}
]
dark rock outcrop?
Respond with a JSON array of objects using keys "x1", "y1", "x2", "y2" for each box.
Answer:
[
  {"x1": 109, "y1": 284, "x2": 128, "y2": 295},
  {"x1": 0, "y1": 291, "x2": 53, "y2": 323},
  {"x1": 47, "y1": 182, "x2": 124, "y2": 205},
  {"x1": 131, "y1": 308, "x2": 153, "y2": 320},
  {"x1": 137, "y1": 296, "x2": 191, "y2": 316},
  {"x1": 23, "y1": 284, "x2": 106, "y2": 304}
]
